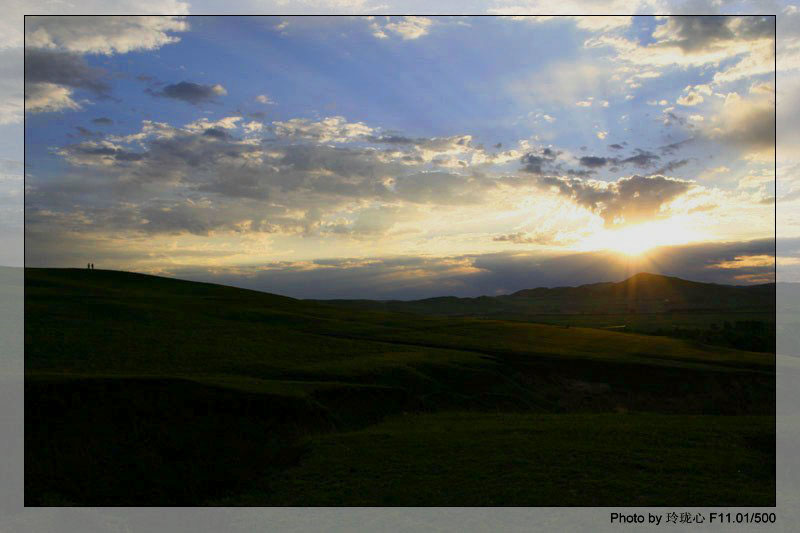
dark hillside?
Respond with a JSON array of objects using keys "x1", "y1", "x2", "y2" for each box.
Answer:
[{"x1": 25, "y1": 268, "x2": 775, "y2": 505}]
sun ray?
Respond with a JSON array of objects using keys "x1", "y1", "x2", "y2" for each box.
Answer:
[{"x1": 575, "y1": 218, "x2": 705, "y2": 257}]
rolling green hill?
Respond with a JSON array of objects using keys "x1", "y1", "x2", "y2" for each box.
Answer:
[
  {"x1": 318, "y1": 272, "x2": 776, "y2": 352},
  {"x1": 25, "y1": 268, "x2": 775, "y2": 506}
]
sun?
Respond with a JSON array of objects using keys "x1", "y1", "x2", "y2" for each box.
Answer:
[{"x1": 578, "y1": 219, "x2": 701, "y2": 256}]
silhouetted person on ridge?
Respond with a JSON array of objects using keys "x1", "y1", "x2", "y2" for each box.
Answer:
[
  {"x1": 87, "y1": 263, "x2": 90, "y2": 269},
  {"x1": 91, "y1": 263, "x2": 94, "y2": 270}
]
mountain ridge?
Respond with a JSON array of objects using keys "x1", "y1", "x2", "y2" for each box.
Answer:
[{"x1": 318, "y1": 271, "x2": 774, "y2": 312}]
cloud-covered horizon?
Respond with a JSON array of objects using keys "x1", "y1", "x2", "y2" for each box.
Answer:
[{"x1": 95, "y1": 237, "x2": 780, "y2": 301}]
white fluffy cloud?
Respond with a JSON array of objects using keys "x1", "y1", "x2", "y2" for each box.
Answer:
[
  {"x1": 704, "y1": 83, "x2": 775, "y2": 161},
  {"x1": 24, "y1": 82, "x2": 81, "y2": 113},
  {"x1": 367, "y1": 16, "x2": 434, "y2": 40},
  {"x1": 384, "y1": 16, "x2": 434, "y2": 39},
  {"x1": 585, "y1": 15, "x2": 774, "y2": 85},
  {"x1": 26, "y1": 16, "x2": 188, "y2": 55},
  {"x1": 677, "y1": 84, "x2": 712, "y2": 106},
  {"x1": 273, "y1": 116, "x2": 374, "y2": 142}
]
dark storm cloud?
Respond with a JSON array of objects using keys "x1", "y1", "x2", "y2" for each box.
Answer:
[
  {"x1": 149, "y1": 81, "x2": 227, "y2": 104},
  {"x1": 520, "y1": 155, "x2": 549, "y2": 174},
  {"x1": 654, "y1": 16, "x2": 773, "y2": 53},
  {"x1": 520, "y1": 148, "x2": 559, "y2": 175},
  {"x1": 539, "y1": 174, "x2": 692, "y2": 227},
  {"x1": 202, "y1": 127, "x2": 230, "y2": 139},
  {"x1": 92, "y1": 117, "x2": 113, "y2": 125},
  {"x1": 24, "y1": 48, "x2": 109, "y2": 94},
  {"x1": 608, "y1": 144, "x2": 624, "y2": 150},
  {"x1": 579, "y1": 150, "x2": 668, "y2": 172},
  {"x1": 579, "y1": 156, "x2": 613, "y2": 168},
  {"x1": 657, "y1": 16, "x2": 735, "y2": 52}
]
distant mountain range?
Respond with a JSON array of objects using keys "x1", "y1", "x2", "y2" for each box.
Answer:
[{"x1": 316, "y1": 272, "x2": 775, "y2": 317}]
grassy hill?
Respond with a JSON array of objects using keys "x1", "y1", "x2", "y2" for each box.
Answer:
[
  {"x1": 318, "y1": 272, "x2": 776, "y2": 352},
  {"x1": 25, "y1": 268, "x2": 775, "y2": 506}
]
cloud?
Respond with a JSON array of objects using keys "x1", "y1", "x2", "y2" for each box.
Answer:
[
  {"x1": 21, "y1": 14, "x2": 188, "y2": 116},
  {"x1": 704, "y1": 84, "x2": 774, "y2": 160},
  {"x1": 519, "y1": 147, "x2": 559, "y2": 175},
  {"x1": 24, "y1": 48, "x2": 110, "y2": 112},
  {"x1": 24, "y1": 82, "x2": 81, "y2": 113},
  {"x1": 183, "y1": 116, "x2": 242, "y2": 132},
  {"x1": 654, "y1": 158, "x2": 690, "y2": 175},
  {"x1": 539, "y1": 174, "x2": 693, "y2": 226},
  {"x1": 492, "y1": 230, "x2": 567, "y2": 245},
  {"x1": 150, "y1": 81, "x2": 228, "y2": 104},
  {"x1": 40, "y1": 115, "x2": 532, "y2": 243},
  {"x1": 393, "y1": 171, "x2": 492, "y2": 205},
  {"x1": 577, "y1": 149, "x2": 686, "y2": 175},
  {"x1": 256, "y1": 94, "x2": 275, "y2": 104},
  {"x1": 579, "y1": 156, "x2": 611, "y2": 168},
  {"x1": 92, "y1": 117, "x2": 113, "y2": 125},
  {"x1": 368, "y1": 16, "x2": 434, "y2": 40},
  {"x1": 585, "y1": 15, "x2": 774, "y2": 87},
  {"x1": 676, "y1": 84, "x2": 711, "y2": 106},
  {"x1": 651, "y1": 15, "x2": 770, "y2": 53},
  {"x1": 272, "y1": 116, "x2": 373, "y2": 142},
  {"x1": 25, "y1": 15, "x2": 188, "y2": 55},
  {"x1": 24, "y1": 49, "x2": 109, "y2": 93},
  {"x1": 384, "y1": 16, "x2": 434, "y2": 40},
  {"x1": 620, "y1": 149, "x2": 660, "y2": 168},
  {"x1": 589, "y1": 15, "x2": 772, "y2": 65},
  {"x1": 322, "y1": 205, "x2": 414, "y2": 237}
]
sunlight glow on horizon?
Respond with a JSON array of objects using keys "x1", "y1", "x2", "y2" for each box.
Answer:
[{"x1": 574, "y1": 218, "x2": 706, "y2": 257}]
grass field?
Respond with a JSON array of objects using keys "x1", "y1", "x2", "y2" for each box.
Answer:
[{"x1": 25, "y1": 268, "x2": 775, "y2": 506}]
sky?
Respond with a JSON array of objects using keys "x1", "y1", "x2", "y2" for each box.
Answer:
[{"x1": 9, "y1": 7, "x2": 795, "y2": 298}]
